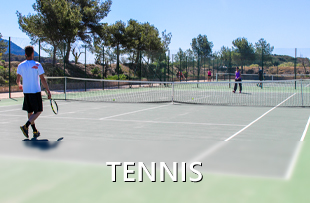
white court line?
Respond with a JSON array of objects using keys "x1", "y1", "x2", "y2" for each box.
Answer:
[
  {"x1": 284, "y1": 142, "x2": 303, "y2": 180},
  {"x1": 99, "y1": 104, "x2": 169, "y2": 120},
  {"x1": 224, "y1": 93, "x2": 297, "y2": 141},
  {"x1": 0, "y1": 109, "x2": 21, "y2": 113},
  {"x1": 106, "y1": 118, "x2": 246, "y2": 127},
  {"x1": 300, "y1": 116, "x2": 310, "y2": 141},
  {"x1": 0, "y1": 104, "x2": 22, "y2": 108},
  {"x1": 284, "y1": 116, "x2": 310, "y2": 180},
  {"x1": 43, "y1": 116, "x2": 98, "y2": 120},
  {"x1": 188, "y1": 142, "x2": 226, "y2": 163},
  {"x1": 189, "y1": 92, "x2": 298, "y2": 166}
]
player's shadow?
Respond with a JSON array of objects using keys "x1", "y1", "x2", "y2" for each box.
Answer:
[{"x1": 23, "y1": 137, "x2": 63, "y2": 151}]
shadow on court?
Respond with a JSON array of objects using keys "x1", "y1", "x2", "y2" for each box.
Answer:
[{"x1": 22, "y1": 137, "x2": 64, "y2": 151}]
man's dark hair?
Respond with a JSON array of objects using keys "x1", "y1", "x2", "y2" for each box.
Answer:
[{"x1": 25, "y1": 46, "x2": 34, "y2": 57}]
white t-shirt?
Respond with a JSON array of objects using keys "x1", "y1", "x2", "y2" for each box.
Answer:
[{"x1": 17, "y1": 60, "x2": 45, "y2": 93}]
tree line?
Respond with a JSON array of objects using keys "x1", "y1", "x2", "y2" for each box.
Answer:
[
  {"x1": 16, "y1": 0, "x2": 172, "y2": 71},
  {"x1": 0, "y1": 0, "x2": 307, "y2": 78},
  {"x1": 174, "y1": 35, "x2": 276, "y2": 74}
]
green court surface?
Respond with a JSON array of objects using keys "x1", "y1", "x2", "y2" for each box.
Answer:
[{"x1": 0, "y1": 97, "x2": 310, "y2": 202}]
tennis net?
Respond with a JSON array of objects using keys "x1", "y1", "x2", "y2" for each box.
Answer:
[
  {"x1": 44, "y1": 77, "x2": 310, "y2": 107},
  {"x1": 216, "y1": 73, "x2": 310, "y2": 81}
]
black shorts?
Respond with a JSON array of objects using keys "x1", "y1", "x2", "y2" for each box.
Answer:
[{"x1": 23, "y1": 92, "x2": 43, "y2": 113}]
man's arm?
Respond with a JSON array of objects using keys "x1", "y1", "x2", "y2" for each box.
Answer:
[
  {"x1": 16, "y1": 74, "x2": 23, "y2": 90},
  {"x1": 39, "y1": 74, "x2": 51, "y2": 99}
]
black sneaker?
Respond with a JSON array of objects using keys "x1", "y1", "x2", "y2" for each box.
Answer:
[
  {"x1": 20, "y1": 125, "x2": 29, "y2": 138},
  {"x1": 33, "y1": 131, "x2": 40, "y2": 138}
]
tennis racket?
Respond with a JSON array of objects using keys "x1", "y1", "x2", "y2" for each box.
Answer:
[{"x1": 44, "y1": 89, "x2": 58, "y2": 114}]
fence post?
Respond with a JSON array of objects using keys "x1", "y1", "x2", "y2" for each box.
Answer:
[
  {"x1": 197, "y1": 51, "x2": 200, "y2": 88},
  {"x1": 9, "y1": 37, "x2": 11, "y2": 98},
  {"x1": 204, "y1": 57, "x2": 205, "y2": 82},
  {"x1": 167, "y1": 50, "x2": 170, "y2": 81},
  {"x1": 172, "y1": 54, "x2": 174, "y2": 81},
  {"x1": 172, "y1": 82, "x2": 174, "y2": 104},
  {"x1": 164, "y1": 53, "x2": 166, "y2": 82},
  {"x1": 294, "y1": 48, "x2": 297, "y2": 89},
  {"x1": 103, "y1": 46, "x2": 105, "y2": 89},
  {"x1": 63, "y1": 43, "x2": 66, "y2": 93},
  {"x1": 65, "y1": 77, "x2": 67, "y2": 100},
  {"x1": 186, "y1": 56, "x2": 188, "y2": 82},
  {"x1": 301, "y1": 79, "x2": 303, "y2": 106},
  {"x1": 39, "y1": 40, "x2": 41, "y2": 63},
  {"x1": 84, "y1": 45, "x2": 86, "y2": 91},
  {"x1": 179, "y1": 54, "x2": 181, "y2": 82},
  {"x1": 139, "y1": 50, "x2": 142, "y2": 86}
]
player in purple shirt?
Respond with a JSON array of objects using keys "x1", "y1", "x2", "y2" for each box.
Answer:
[{"x1": 232, "y1": 67, "x2": 242, "y2": 93}]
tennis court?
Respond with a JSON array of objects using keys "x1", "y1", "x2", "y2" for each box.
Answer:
[{"x1": 1, "y1": 81, "x2": 310, "y2": 202}]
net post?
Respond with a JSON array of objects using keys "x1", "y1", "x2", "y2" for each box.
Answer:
[
  {"x1": 65, "y1": 76, "x2": 67, "y2": 100},
  {"x1": 216, "y1": 73, "x2": 218, "y2": 81}
]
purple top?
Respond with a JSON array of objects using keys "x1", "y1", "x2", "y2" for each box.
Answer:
[{"x1": 235, "y1": 71, "x2": 241, "y2": 79}]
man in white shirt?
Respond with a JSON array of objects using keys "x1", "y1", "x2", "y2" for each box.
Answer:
[{"x1": 16, "y1": 46, "x2": 51, "y2": 138}]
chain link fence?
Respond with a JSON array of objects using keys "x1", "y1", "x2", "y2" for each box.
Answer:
[{"x1": 1, "y1": 36, "x2": 310, "y2": 99}]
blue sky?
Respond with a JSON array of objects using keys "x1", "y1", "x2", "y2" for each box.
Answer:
[{"x1": 1, "y1": 0, "x2": 310, "y2": 57}]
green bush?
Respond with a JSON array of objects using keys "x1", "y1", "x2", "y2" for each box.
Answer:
[
  {"x1": 279, "y1": 62, "x2": 294, "y2": 67},
  {"x1": 105, "y1": 74, "x2": 127, "y2": 80},
  {"x1": 0, "y1": 76, "x2": 6, "y2": 84},
  {"x1": 183, "y1": 71, "x2": 188, "y2": 78},
  {"x1": 249, "y1": 64, "x2": 260, "y2": 68},
  {"x1": 91, "y1": 66, "x2": 100, "y2": 75}
]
